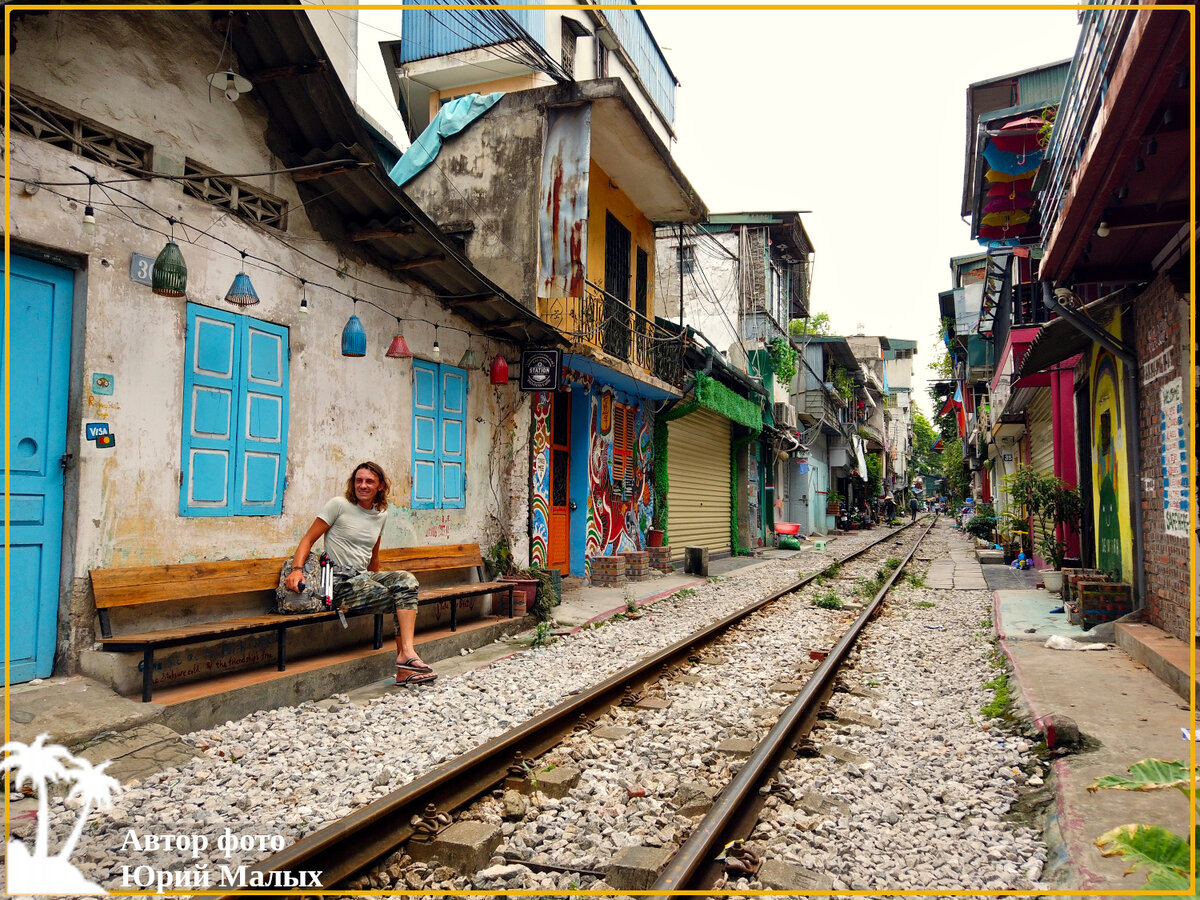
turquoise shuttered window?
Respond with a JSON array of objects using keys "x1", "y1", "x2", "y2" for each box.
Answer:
[
  {"x1": 412, "y1": 360, "x2": 466, "y2": 509},
  {"x1": 180, "y1": 303, "x2": 289, "y2": 516}
]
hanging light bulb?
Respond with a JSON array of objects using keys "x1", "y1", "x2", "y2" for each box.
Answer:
[
  {"x1": 223, "y1": 251, "x2": 260, "y2": 307},
  {"x1": 432, "y1": 324, "x2": 440, "y2": 361},
  {"x1": 298, "y1": 280, "x2": 309, "y2": 318},
  {"x1": 81, "y1": 176, "x2": 97, "y2": 235},
  {"x1": 151, "y1": 219, "x2": 187, "y2": 297},
  {"x1": 386, "y1": 317, "x2": 412, "y2": 359},
  {"x1": 342, "y1": 299, "x2": 366, "y2": 357},
  {"x1": 207, "y1": 69, "x2": 253, "y2": 102}
]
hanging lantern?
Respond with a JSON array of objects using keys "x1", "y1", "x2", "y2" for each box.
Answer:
[
  {"x1": 224, "y1": 251, "x2": 260, "y2": 307},
  {"x1": 489, "y1": 353, "x2": 509, "y2": 385},
  {"x1": 459, "y1": 346, "x2": 481, "y2": 369},
  {"x1": 151, "y1": 239, "x2": 188, "y2": 297},
  {"x1": 342, "y1": 303, "x2": 366, "y2": 357},
  {"x1": 386, "y1": 327, "x2": 412, "y2": 359}
]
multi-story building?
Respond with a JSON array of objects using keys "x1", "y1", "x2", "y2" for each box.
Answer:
[{"x1": 384, "y1": 0, "x2": 709, "y2": 576}]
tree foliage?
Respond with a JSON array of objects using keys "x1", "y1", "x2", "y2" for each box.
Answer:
[{"x1": 789, "y1": 312, "x2": 833, "y2": 337}]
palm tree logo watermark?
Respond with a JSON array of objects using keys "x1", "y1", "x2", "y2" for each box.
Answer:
[{"x1": 2, "y1": 732, "x2": 120, "y2": 894}]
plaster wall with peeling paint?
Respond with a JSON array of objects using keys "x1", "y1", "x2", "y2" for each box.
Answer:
[{"x1": 6, "y1": 9, "x2": 532, "y2": 675}]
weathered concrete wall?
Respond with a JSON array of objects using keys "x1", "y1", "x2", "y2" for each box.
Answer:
[
  {"x1": 8, "y1": 9, "x2": 530, "y2": 674},
  {"x1": 400, "y1": 90, "x2": 545, "y2": 304}
]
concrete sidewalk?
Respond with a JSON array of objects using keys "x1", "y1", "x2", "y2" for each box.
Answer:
[{"x1": 976, "y1": 543, "x2": 1194, "y2": 891}]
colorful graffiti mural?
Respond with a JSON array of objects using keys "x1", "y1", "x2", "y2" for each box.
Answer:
[
  {"x1": 1091, "y1": 348, "x2": 1130, "y2": 579},
  {"x1": 585, "y1": 390, "x2": 655, "y2": 562},
  {"x1": 530, "y1": 392, "x2": 552, "y2": 567}
]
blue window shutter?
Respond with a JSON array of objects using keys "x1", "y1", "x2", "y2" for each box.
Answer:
[
  {"x1": 181, "y1": 304, "x2": 239, "y2": 515},
  {"x1": 439, "y1": 365, "x2": 466, "y2": 508},
  {"x1": 412, "y1": 361, "x2": 439, "y2": 508},
  {"x1": 236, "y1": 318, "x2": 289, "y2": 515}
]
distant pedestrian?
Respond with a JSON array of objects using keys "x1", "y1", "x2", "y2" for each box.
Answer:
[
  {"x1": 884, "y1": 495, "x2": 896, "y2": 520},
  {"x1": 908, "y1": 497, "x2": 919, "y2": 522}
]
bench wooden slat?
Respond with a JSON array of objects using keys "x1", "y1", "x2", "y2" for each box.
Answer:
[
  {"x1": 379, "y1": 546, "x2": 484, "y2": 571},
  {"x1": 90, "y1": 557, "x2": 287, "y2": 590},
  {"x1": 96, "y1": 611, "x2": 337, "y2": 644},
  {"x1": 93, "y1": 545, "x2": 490, "y2": 609},
  {"x1": 419, "y1": 581, "x2": 511, "y2": 601}
]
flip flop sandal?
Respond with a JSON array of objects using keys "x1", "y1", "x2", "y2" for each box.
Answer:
[
  {"x1": 395, "y1": 669, "x2": 438, "y2": 687},
  {"x1": 398, "y1": 657, "x2": 433, "y2": 672}
]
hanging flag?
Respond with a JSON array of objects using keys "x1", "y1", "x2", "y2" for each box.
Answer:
[
  {"x1": 932, "y1": 438, "x2": 945, "y2": 454},
  {"x1": 939, "y1": 392, "x2": 957, "y2": 419},
  {"x1": 954, "y1": 383, "x2": 967, "y2": 436}
]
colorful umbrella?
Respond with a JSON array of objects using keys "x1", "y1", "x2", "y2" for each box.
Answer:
[
  {"x1": 990, "y1": 116, "x2": 1046, "y2": 154},
  {"x1": 984, "y1": 166, "x2": 1040, "y2": 184},
  {"x1": 987, "y1": 179, "x2": 1033, "y2": 197},
  {"x1": 983, "y1": 193, "x2": 1035, "y2": 214},
  {"x1": 981, "y1": 209, "x2": 1031, "y2": 227},
  {"x1": 983, "y1": 142, "x2": 1043, "y2": 175},
  {"x1": 978, "y1": 223, "x2": 1028, "y2": 240}
]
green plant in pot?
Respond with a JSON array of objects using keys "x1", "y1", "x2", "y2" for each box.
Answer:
[{"x1": 1004, "y1": 466, "x2": 1082, "y2": 591}]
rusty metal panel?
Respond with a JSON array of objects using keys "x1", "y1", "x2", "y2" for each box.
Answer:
[{"x1": 538, "y1": 105, "x2": 591, "y2": 299}]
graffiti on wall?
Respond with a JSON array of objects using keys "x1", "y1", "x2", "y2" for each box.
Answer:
[
  {"x1": 530, "y1": 391, "x2": 552, "y2": 567},
  {"x1": 1159, "y1": 377, "x2": 1189, "y2": 538},
  {"x1": 585, "y1": 390, "x2": 654, "y2": 562},
  {"x1": 1092, "y1": 350, "x2": 1128, "y2": 579}
]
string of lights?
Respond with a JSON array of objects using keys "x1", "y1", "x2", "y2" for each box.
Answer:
[{"x1": 27, "y1": 159, "x2": 685, "y2": 370}]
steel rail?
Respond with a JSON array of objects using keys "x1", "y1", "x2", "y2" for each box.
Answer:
[
  {"x1": 206, "y1": 521, "x2": 926, "y2": 899},
  {"x1": 651, "y1": 517, "x2": 937, "y2": 895}
]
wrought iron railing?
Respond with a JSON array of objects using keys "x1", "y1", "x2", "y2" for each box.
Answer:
[
  {"x1": 1039, "y1": 4, "x2": 1133, "y2": 232},
  {"x1": 541, "y1": 282, "x2": 687, "y2": 387}
]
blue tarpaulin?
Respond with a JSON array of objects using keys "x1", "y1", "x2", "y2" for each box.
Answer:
[{"x1": 389, "y1": 92, "x2": 504, "y2": 188}]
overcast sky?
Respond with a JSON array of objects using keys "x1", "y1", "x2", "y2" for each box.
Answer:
[
  {"x1": 353, "y1": 4, "x2": 1082, "y2": 419},
  {"x1": 637, "y1": 5, "x2": 1081, "y2": 417}
]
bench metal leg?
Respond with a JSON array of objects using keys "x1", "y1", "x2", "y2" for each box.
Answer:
[
  {"x1": 508, "y1": 586, "x2": 515, "y2": 619},
  {"x1": 450, "y1": 597, "x2": 457, "y2": 632},
  {"x1": 277, "y1": 628, "x2": 287, "y2": 671},
  {"x1": 142, "y1": 648, "x2": 154, "y2": 703},
  {"x1": 373, "y1": 614, "x2": 384, "y2": 649}
]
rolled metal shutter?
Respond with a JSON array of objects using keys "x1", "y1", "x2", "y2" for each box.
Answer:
[
  {"x1": 1027, "y1": 389, "x2": 1055, "y2": 559},
  {"x1": 666, "y1": 408, "x2": 732, "y2": 561}
]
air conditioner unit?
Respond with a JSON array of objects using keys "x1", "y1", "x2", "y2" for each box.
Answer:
[{"x1": 773, "y1": 402, "x2": 797, "y2": 429}]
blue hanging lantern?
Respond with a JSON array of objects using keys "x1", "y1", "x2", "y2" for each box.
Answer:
[
  {"x1": 342, "y1": 303, "x2": 366, "y2": 357},
  {"x1": 224, "y1": 272, "x2": 260, "y2": 307}
]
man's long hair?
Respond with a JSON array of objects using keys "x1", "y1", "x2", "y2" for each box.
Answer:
[{"x1": 344, "y1": 461, "x2": 390, "y2": 511}]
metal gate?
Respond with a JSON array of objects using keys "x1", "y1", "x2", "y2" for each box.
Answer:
[{"x1": 666, "y1": 409, "x2": 732, "y2": 561}]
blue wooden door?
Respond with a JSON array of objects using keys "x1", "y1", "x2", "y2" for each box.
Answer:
[{"x1": 1, "y1": 255, "x2": 73, "y2": 682}]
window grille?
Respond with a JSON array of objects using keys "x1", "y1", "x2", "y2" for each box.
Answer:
[
  {"x1": 7, "y1": 87, "x2": 152, "y2": 176},
  {"x1": 182, "y1": 159, "x2": 288, "y2": 231}
]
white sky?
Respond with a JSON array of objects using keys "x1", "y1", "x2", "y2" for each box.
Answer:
[
  {"x1": 351, "y1": 4, "x2": 1084, "y2": 420},
  {"x1": 637, "y1": 5, "x2": 1082, "y2": 418}
]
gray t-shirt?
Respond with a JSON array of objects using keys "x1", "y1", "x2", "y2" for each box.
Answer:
[{"x1": 317, "y1": 496, "x2": 386, "y2": 573}]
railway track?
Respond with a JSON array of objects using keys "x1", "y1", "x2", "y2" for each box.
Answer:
[{"x1": 210, "y1": 519, "x2": 936, "y2": 898}]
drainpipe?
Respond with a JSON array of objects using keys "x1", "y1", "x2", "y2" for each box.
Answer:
[{"x1": 1042, "y1": 283, "x2": 1145, "y2": 610}]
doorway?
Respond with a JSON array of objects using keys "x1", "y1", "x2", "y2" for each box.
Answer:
[
  {"x1": 1, "y1": 254, "x2": 74, "y2": 682},
  {"x1": 547, "y1": 390, "x2": 571, "y2": 571}
]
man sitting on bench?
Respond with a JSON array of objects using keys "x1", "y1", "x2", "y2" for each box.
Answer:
[{"x1": 283, "y1": 461, "x2": 436, "y2": 686}]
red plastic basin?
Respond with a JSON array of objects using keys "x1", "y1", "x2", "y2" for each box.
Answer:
[{"x1": 774, "y1": 521, "x2": 800, "y2": 536}]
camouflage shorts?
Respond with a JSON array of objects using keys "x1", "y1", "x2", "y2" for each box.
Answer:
[{"x1": 333, "y1": 569, "x2": 420, "y2": 623}]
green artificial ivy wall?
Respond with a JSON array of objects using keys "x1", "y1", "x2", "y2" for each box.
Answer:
[
  {"x1": 653, "y1": 417, "x2": 670, "y2": 542},
  {"x1": 694, "y1": 372, "x2": 763, "y2": 432}
]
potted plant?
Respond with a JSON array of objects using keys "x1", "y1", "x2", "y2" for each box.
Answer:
[
  {"x1": 1004, "y1": 467, "x2": 1082, "y2": 592},
  {"x1": 485, "y1": 537, "x2": 536, "y2": 616},
  {"x1": 825, "y1": 490, "x2": 843, "y2": 516},
  {"x1": 646, "y1": 512, "x2": 666, "y2": 548}
]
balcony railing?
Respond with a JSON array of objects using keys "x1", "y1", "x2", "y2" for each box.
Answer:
[
  {"x1": 1039, "y1": 4, "x2": 1134, "y2": 230},
  {"x1": 540, "y1": 281, "x2": 686, "y2": 386}
]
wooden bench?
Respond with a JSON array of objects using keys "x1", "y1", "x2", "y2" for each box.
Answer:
[{"x1": 90, "y1": 543, "x2": 515, "y2": 702}]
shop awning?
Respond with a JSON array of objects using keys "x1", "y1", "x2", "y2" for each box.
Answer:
[{"x1": 1018, "y1": 291, "x2": 1124, "y2": 377}]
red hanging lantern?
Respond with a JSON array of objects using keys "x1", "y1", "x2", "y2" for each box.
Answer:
[{"x1": 489, "y1": 353, "x2": 509, "y2": 385}]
